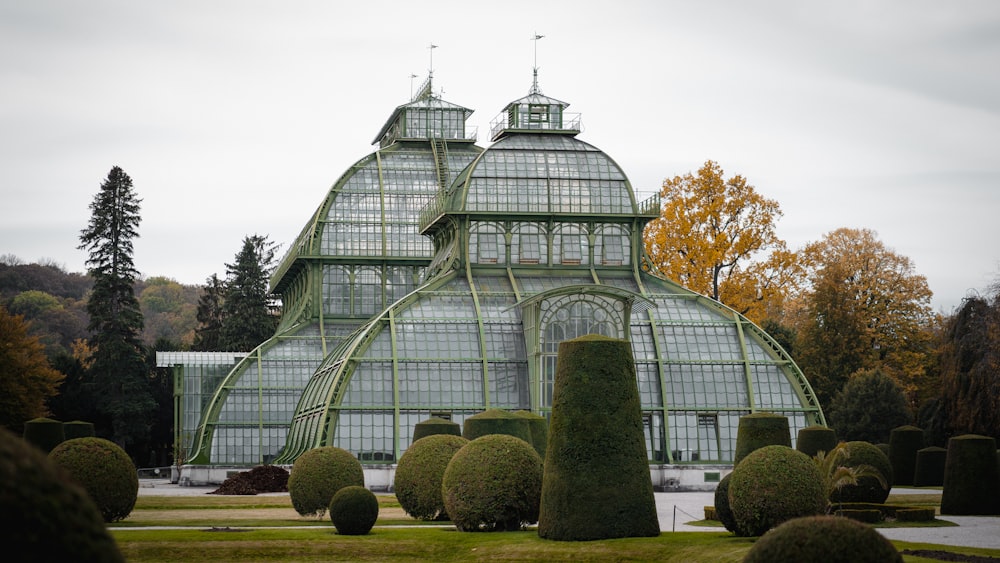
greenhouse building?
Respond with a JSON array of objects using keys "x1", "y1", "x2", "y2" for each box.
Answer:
[{"x1": 158, "y1": 71, "x2": 824, "y2": 489}]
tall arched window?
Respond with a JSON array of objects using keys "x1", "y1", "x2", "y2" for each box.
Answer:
[
  {"x1": 469, "y1": 222, "x2": 506, "y2": 264},
  {"x1": 553, "y1": 224, "x2": 587, "y2": 265},
  {"x1": 596, "y1": 224, "x2": 630, "y2": 265},
  {"x1": 512, "y1": 223, "x2": 547, "y2": 265}
]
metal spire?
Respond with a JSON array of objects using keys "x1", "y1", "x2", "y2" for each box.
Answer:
[{"x1": 531, "y1": 33, "x2": 544, "y2": 94}]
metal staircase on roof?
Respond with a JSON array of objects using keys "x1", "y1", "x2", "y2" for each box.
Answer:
[{"x1": 431, "y1": 138, "x2": 449, "y2": 191}]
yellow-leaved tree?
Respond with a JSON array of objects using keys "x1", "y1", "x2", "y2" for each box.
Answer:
[{"x1": 643, "y1": 160, "x2": 801, "y2": 324}]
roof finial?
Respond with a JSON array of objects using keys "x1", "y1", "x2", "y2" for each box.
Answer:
[{"x1": 531, "y1": 33, "x2": 544, "y2": 94}]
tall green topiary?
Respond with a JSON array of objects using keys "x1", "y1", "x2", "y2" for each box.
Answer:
[
  {"x1": 829, "y1": 441, "x2": 893, "y2": 504},
  {"x1": 514, "y1": 410, "x2": 548, "y2": 460},
  {"x1": 462, "y1": 408, "x2": 532, "y2": 443},
  {"x1": 329, "y1": 485, "x2": 379, "y2": 535},
  {"x1": 889, "y1": 425, "x2": 925, "y2": 486},
  {"x1": 62, "y1": 420, "x2": 96, "y2": 440},
  {"x1": 411, "y1": 417, "x2": 462, "y2": 442},
  {"x1": 713, "y1": 473, "x2": 738, "y2": 533},
  {"x1": 796, "y1": 425, "x2": 838, "y2": 458},
  {"x1": 49, "y1": 437, "x2": 139, "y2": 522},
  {"x1": 394, "y1": 434, "x2": 468, "y2": 520},
  {"x1": 0, "y1": 428, "x2": 124, "y2": 562},
  {"x1": 287, "y1": 446, "x2": 365, "y2": 517},
  {"x1": 442, "y1": 434, "x2": 543, "y2": 531},
  {"x1": 733, "y1": 413, "x2": 791, "y2": 465},
  {"x1": 22, "y1": 416, "x2": 65, "y2": 453},
  {"x1": 728, "y1": 445, "x2": 827, "y2": 537},
  {"x1": 537, "y1": 335, "x2": 659, "y2": 541},
  {"x1": 941, "y1": 434, "x2": 1000, "y2": 515},
  {"x1": 743, "y1": 515, "x2": 903, "y2": 563},
  {"x1": 913, "y1": 446, "x2": 947, "y2": 487}
]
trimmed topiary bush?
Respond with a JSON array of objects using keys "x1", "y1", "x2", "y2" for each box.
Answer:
[
  {"x1": 62, "y1": 420, "x2": 96, "y2": 440},
  {"x1": 941, "y1": 434, "x2": 1000, "y2": 515},
  {"x1": 0, "y1": 428, "x2": 124, "y2": 562},
  {"x1": 22, "y1": 416, "x2": 65, "y2": 453},
  {"x1": 728, "y1": 445, "x2": 827, "y2": 537},
  {"x1": 394, "y1": 434, "x2": 468, "y2": 520},
  {"x1": 442, "y1": 433, "x2": 542, "y2": 532},
  {"x1": 411, "y1": 417, "x2": 462, "y2": 442},
  {"x1": 829, "y1": 441, "x2": 893, "y2": 505},
  {"x1": 742, "y1": 515, "x2": 902, "y2": 563},
  {"x1": 713, "y1": 473, "x2": 738, "y2": 533},
  {"x1": 796, "y1": 425, "x2": 838, "y2": 458},
  {"x1": 537, "y1": 335, "x2": 659, "y2": 541},
  {"x1": 913, "y1": 446, "x2": 947, "y2": 487},
  {"x1": 329, "y1": 485, "x2": 379, "y2": 535},
  {"x1": 514, "y1": 410, "x2": 548, "y2": 460},
  {"x1": 889, "y1": 425, "x2": 925, "y2": 486},
  {"x1": 49, "y1": 437, "x2": 138, "y2": 523},
  {"x1": 462, "y1": 408, "x2": 532, "y2": 443},
  {"x1": 733, "y1": 413, "x2": 791, "y2": 466},
  {"x1": 288, "y1": 446, "x2": 365, "y2": 517}
]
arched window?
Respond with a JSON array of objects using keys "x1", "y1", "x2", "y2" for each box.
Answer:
[
  {"x1": 596, "y1": 224, "x2": 630, "y2": 265},
  {"x1": 553, "y1": 224, "x2": 587, "y2": 265},
  {"x1": 512, "y1": 223, "x2": 547, "y2": 265},
  {"x1": 469, "y1": 222, "x2": 506, "y2": 264}
]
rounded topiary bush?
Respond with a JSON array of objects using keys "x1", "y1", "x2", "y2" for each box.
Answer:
[
  {"x1": 889, "y1": 425, "x2": 925, "y2": 486},
  {"x1": 394, "y1": 434, "x2": 468, "y2": 520},
  {"x1": 537, "y1": 335, "x2": 660, "y2": 541},
  {"x1": 796, "y1": 425, "x2": 838, "y2": 458},
  {"x1": 0, "y1": 428, "x2": 124, "y2": 562},
  {"x1": 941, "y1": 434, "x2": 1000, "y2": 515},
  {"x1": 733, "y1": 413, "x2": 791, "y2": 466},
  {"x1": 913, "y1": 446, "x2": 947, "y2": 487},
  {"x1": 22, "y1": 416, "x2": 65, "y2": 453},
  {"x1": 514, "y1": 410, "x2": 548, "y2": 459},
  {"x1": 462, "y1": 408, "x2": 532, "y2": 443},
  {"x1": 442, "y1": 433, "x2": 542, "y2": 531},
  {"x1": 743, "y1": 515, "x2": 902, "y2": 563},
  {"x1": 329, "y1": 485, "x2": 379, "y2": 535},
  {"x1": 287, "y1": 446, "x2": 365, "y2": 517},
  {"x1": 411, "y1": 417, "x2": 462, "y2": 442},
  {"x1": 62, "y1": 420, "x2": 96, "y2": 440},
  {"x1": 49, "y1": 437, "x2": 138, "y2": 522},
  {"x1": 829, "y1": 441, "x2": 893, "y2": 504},
  {"x1": 728, "y1": 445, "x2": 826, "y2": 537},
  {"x1": 713, "y1": 473, "x2": 738, "y2": 533}
]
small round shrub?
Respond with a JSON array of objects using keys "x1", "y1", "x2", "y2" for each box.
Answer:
[
  {"x1": 742, "y1": 515, "x2": 902, "y2": 563},
  {"x1": 889, "y1": 425, "x2": 925, "y2": 486},
  {"x1": 329, "y1": 485, "x2": 379, "y2": 535},
  {"x1": 412, "y1": 417, "x2": 462, "y2": 442},
  {"x1": 796, "y1": 425, "x2": 838, "y2": 458},
  {"x1": 462, "y1": 408, "x2": 532, "y2": 443},
  {"x1": 733, "y1": 413, "x2": 791, "y2": 466},
  {"x1": 22, "y1": 417, "x2": 65, "y2": 453},
  {"x1": 913, "y1": 446, "x2": 947, "y2": 487},
  {"x1": 0, "y1": 428, "x2": 124, "y2": 562},
  {"x1": 49, "y1": 437, "x2": 138, "y2": 522},
  {"x1": 442, "y1": 434, "x2": 542, "y2": 531},
  {"x1": 394, "y1": 434, "x2": 468, "y2": 520},
  {"x1": 287, "y1": 446, "x2": 364, "y2": 517},
  {"x1": 941, "y1": 434, "x2": 1000, "y2": 515},
  {"x1": 513, "y1": 410, "x2": 548, "y2": 459},
  {"x1": 829, "y1": 441, "x2": 893, "y2": 504},
  {"x1": 728, "y1": 445, "x2": 826, "y2": 537},
  {"x1": 713, "y1": 473, "x2": 738, "y2": 533},
  {"x1": 62, "y1": 420, "x2": 96, "y2": 440}
]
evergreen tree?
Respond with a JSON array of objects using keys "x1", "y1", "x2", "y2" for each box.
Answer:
[
  {"x1": 826, "y1": 368, "x2": 912, "y2": 444},
  {"x1": 219, "y1": 234, "x2": 279, "y2": 351},
  {"x1": 192, "y1": 273, "x2": 226, "y2": 351},
  {"x1": 77, "y1": 166, "x2": 155, "y2": 455}
]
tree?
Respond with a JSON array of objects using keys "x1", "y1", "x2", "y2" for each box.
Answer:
[
  {"x1": 192, "y1": 273, "x2": 226, "y2": 351},
  {"x1": 77, "y1": 166, "x2": 156, "y2": 454},
  {"x1": 643, "y1": 160, "x2": 800, "y2": 324},
  {"x1": 0, "y1": 306, "x2": 65, "y2": 432},
  {"x1": 789, "y1": 228, "x2": 936, "y2": 407},
  {"x1": 219, "y1": 235, "x2": 279, "y2": 352},
  {"x1": 826, "y1": 368, "x2": 912, "y2": 444}
]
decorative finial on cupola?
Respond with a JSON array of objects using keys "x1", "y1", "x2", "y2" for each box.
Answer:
[{"x1": 531, "y1": 33, "x2": 544, "y2": 94}]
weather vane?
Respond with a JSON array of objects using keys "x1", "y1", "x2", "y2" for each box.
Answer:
[{"x1": 531, "y1": 33, "x2": 544, "y2": 94}]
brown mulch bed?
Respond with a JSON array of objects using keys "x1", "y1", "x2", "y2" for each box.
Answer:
[{"x1": 209, "y1": 465, "x2": 289, "y2": 495}]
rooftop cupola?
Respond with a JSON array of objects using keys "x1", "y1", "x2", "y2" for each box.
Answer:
[
  {"x1": 489, "y1": 62, "x2": 581, "y2": 141},
  {"x1": 373, "y1": 74, "x2": 477, "y2": 148}
]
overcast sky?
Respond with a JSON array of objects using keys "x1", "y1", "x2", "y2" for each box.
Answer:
[{"x1": 2, "y1": 0, "x2": 998, "y2": 314}]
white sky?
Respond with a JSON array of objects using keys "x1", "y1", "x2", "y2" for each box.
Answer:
[{"x1": 2, "y1": 0, "x2": 998, "y2": 314}]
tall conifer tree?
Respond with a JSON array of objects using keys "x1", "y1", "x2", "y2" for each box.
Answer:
[
  {"x1": 192, "y1": 273, "x2": 226, "y2": 351},
  {"x1": 219, "y1": 234, "x2": 279, "y2": 351}
]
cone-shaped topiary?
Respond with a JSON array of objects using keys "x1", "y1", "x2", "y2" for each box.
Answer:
[
  {"x1": 828, "y1": 441, "x2": 893, "y2": 504},
  {"x1": 442, "y1": 433, "x2": 543, "y2": 531},
  {"x1": 713, "y1": 473, "x2": 738, "y2": 533},
  {"x1": 733, "y1": 413, "x2": 791, "y2": 466},
  {"x1": 728, "y1": 445, "x2": 827, "y2": 537},
  {"x1": 889, "y1": 425, "x2": 925, "y2": 486},
  {"x1": 537, "y1": 335, "x2": 660, "y2": 541},
  {"x1": 22, "y1": 416, "x2": 65, "y2": 453},
  {"x1": 49, "y1": 437, "x2": 139, "y2": 522},
  {"x1": 913, "y1": 446, "x2": 947, "y2": 487},
  {"x1": 0, "y1": 428, "x2": 124, "y2": 562},
  {"x1": 743, "y1": 515, "x2": 903, "y2": 563},
  {"x1": 394, "y1": 434, "x2": 468, "y2": 520},
  {"x1": 941, "y1": 434, "x2": 1000, "y2": 515},
  {"x1": 514, "y1": 410, "x2": 548, "y2": 460},
  {"x1": 411, "y1": 417, "x2": 462, "y2": 442},
  {"x1": 462, "y1": 408, "x2": 532, "y2": 443},
  {"x1": 288, "y1": 446, "x2": 365, "y2": 517},
  {"x1": 796, "y1": 425, "x2": 838, "y2": 458},
  {"x1": 62, "y1": 420, "x2": 96, "y2": 440},
  {"x1": 329, "y1": 485, "x2": 379, "y2": 535}
]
